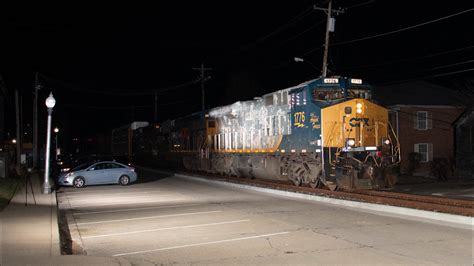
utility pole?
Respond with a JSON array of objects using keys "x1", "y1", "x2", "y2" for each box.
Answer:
[
  {"x1": 314, "y1": 0, "x2": 345, "y2": 77},
  {"x1": 15, "y1": 90, "x2": 21, "y2": 170},
  {"x1": 33, "y1": 72, "x2": 40, "y2": 169},
  {"x1": 154, "y1": 91, "x2": 158, "y2": 123},
  {"x1": 192, "y1": 63, "x2": 212, "y2": 111}
]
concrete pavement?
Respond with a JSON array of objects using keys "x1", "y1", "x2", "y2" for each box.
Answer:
[{"x1": 0, "y1": 171, "x2": 130, "y2": 265}]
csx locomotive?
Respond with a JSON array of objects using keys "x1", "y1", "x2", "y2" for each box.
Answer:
[{"x1": 122, "y1": 76, "x2": 400, "y2": 190}]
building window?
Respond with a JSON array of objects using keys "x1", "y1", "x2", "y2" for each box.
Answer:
[
  {"x1": 415, "y1": 111, "x2": 432, "y2": 130},
  {"x1": 414, "y1": 143, "x2": 433, "y2": 162}
]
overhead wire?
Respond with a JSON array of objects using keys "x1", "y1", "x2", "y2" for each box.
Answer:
[
  {"x1": 39, "y1": 73, "x2": 200, "y2": 96},
  {"x1": 431, "y1": 60, "x2": 474, "y2": 70},
  {"x1": 331, "y1": 8, "x2": 474, "y2": 47},
  {"x1": 63, "y1": 100, "x2": 186, "y2": 110},
  {"x1": 340, "y1": 45, "x2": 474, "y2": 70},
  {"x1": 375, "y1": 68, "x2": 474, "y2": 86},
  {"x1": 235, "y1": 5, "x2": 315, "y2": 53}
]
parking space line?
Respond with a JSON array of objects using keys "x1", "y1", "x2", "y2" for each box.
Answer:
[
  {"x1": 70, "y1": 199, "x2": 190, "y2": 208},
  {"x1": 112, "y1": 231, "x2": 290, "y2": 256},
  {"x1": 66, "y1": 194, "x2": 179, "y2": 203},
  {"x1": 83, "y1": 219, "x2": 250, "y2": 239},
  {"x1": 66, "y1": 191, "x2": 168, "y2": 197},
  {"x1": 76, "y1": 210, "x2": 222, "y2": 225},
  {"x1": 73, "y1": 204, "x2": 201, "y2": 216},
  {"x1": 62, "y1": 189, "x2": 168, "y2": 195}
]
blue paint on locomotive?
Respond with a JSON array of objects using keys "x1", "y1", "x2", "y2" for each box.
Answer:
[{"x1": 278, "y1": 77, "x2": 372, "y2": 153}]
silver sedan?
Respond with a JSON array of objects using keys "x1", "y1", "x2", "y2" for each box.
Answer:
[{"x1": 57, "y1": 161, "x2": 137, "y2": 188}]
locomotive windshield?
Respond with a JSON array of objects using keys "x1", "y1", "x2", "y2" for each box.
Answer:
[
  {"x1": 312, "y1": 87, "x2": 344, "y2": 102},
  {"x1": 347, "y1": 87, "x2": 372, "y2": 99}
]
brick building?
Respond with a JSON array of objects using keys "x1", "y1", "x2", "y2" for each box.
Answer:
[
  {"x1": 374, "y1": 81, "x2": 465, "y2": 177},
  {"x1": 389, "y1": 105, "x2": 463, "y2": 176},
  {"x1": 455, "y1": 106, "x2": 474, "y2": 178}
]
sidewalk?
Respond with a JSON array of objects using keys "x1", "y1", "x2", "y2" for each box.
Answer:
[{"x1": 0, "y1": 171, "x2": 130, "y2": 266}]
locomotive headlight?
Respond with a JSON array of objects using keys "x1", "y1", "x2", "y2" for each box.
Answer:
[
  {"x1": 384, "y1": 139, "x2": 391, "y2": 145},
  {"x1": 356, "y1": 103, "x2": 363, "y2": 114},
  {"x1": 346, "y1": 138, "x2": 356, "y2": 146}
]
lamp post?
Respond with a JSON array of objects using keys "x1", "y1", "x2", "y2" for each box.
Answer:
[
  {"x1": 43, "y1": 92, "x2": 56, "y2": 194},
  {"x1": 294, "y1": 57, "x2": 320, "y2": 75},
  {"x1": 54, "y1": 127, "x2": 59, "y2": 161}
]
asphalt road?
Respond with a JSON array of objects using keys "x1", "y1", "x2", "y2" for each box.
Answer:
[{"x1": 57, "y1": 168, "x2": 473, "y2": 265}]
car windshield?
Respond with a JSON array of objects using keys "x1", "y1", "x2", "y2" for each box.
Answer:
[{"x1": 71, "y1": 163, "x2": 91, "y2": 171}]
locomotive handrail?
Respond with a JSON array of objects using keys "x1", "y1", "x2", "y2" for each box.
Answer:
[{"x1": 388, "y1": 122, "x2": 401, "y2": 164}]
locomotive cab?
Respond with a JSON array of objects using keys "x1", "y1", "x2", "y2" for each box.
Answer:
[
  {"x1": 285, "y1": 77, "x2": 400, "y2": 190},
  {"x1": 317, "y1": 80, "x2": 400, "y2": 190}
]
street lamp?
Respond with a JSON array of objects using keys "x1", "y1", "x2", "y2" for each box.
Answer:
[
  {"x1": 43, "y1": 92, "x2": 56, "y2": 194},
  {"x1": 294, "y1": 57, "x2": 320, "y2": 75},
  {"x1": 54, "y1": 127, "x2": 59, "y2": 161}
]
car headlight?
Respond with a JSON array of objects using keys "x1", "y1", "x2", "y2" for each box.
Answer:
[
  {"x1": 65, "y1": 172, "x2": 75, "y2": 178},
  {"x1": 346, "y1": 138, "x2": 356, "y2": 146}
]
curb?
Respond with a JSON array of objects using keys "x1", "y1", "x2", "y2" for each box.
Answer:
[
  {"x1": 51, "y1": 190, "x2": 61, "y2": 256},
  {"x1": 172, "y1": 173, "x2": 472, "y2": 230},
  {"x1": 57, "y1": 191, "x2": 87, "y2": 255}
]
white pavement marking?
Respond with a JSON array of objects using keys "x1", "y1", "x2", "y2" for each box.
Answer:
[
  {"x1": 112, "y1": 231, "x2": 290, "y2": 257},
  {"x1": 70, "y1": 198, "x2": 190, "y2": 208},
  {"x1": 176, "y1": 174, "x2": 473, "y2": 228},
  {"x1": 76, "y1": 210, "x2": 222, "y2": 225},
  {"x1": 73, "y1": 204, "x2": 201, "y2": 216},
  {"x1": 66, "y1": 191, "x2": 168, "y2": 197},
  {"x1": 83, "y1": 220, "x2": 250, "y2": 239},
  {"x1": 67, "y1": 194, "x2": 179, "y2": 203},
  {"x1": 63, "y1": 189, "x2": 166, "y2": 194}
]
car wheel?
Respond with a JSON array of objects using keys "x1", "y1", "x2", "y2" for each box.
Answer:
[
  {"x1": 73, "y1": 177, "x2": 86, "y2": 188},
  {"x1": 119, "y1": 175, "x2": 130, "y2": 186}
]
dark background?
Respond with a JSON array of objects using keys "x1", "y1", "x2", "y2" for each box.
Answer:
[{"x1": 1, "y1": 1, "x2": 473, "y2": 153}]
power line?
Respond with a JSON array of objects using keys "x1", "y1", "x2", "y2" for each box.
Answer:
[
  {"x1": 431, "y1": 59, "x2": 474, "y2": 70},
  {"x1": 375, "y1": 68, "x2": 474, "y2": 86},
  {"x1": 276, "y1": 18, "x2": 326, "y2": 48},
  {"x1": 346, "y1": 0, "x2": 376, "y2": 10},
  {"x1": 232, "y1": 5, "x2": 316, "y2": 54},
  {"x1": 63, "y1": 100, "x2": 186, "y2": 110},
  {"x1": 340, "y1": 45, "x2": 474, "y2": 70},
  {"x1": 39, "y1": 74, "x2": 199, "y2": 96},
  {"x1": 331, "y1": 8, "x2": 474, "y2": 47}
]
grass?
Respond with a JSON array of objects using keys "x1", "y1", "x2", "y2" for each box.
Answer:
[{"x1": 0, "y1": 177, "x2": 21, "y2": 211}]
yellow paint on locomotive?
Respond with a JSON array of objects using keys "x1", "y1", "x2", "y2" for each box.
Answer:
[{"x1": 321, "y1": 99, "x2": 389, "y2": 148}]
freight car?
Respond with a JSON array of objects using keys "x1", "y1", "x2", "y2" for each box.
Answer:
[
  {"x1": 130, "y1": 76, "x2": 401, "y2": 190},
  {"x1": 111, "y1": 121, "x2": 149, "y2": 162}
]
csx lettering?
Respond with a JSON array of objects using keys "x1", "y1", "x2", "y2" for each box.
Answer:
[{"x1": 349, "y1": 117, "x2": 369, "y2": 127}]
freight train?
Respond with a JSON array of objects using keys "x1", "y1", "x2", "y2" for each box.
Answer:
[{"x1": 116, "y1": 76, "x2": 400, "y2": 190}]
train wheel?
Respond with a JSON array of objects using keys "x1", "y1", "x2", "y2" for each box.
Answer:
[
  {"x1": 309, "y1": 169, "x2": 322, "y2": 189},
  {"x1": 291, "y1": 176, "x2": 302, "y2": 186},
  {"x1": 309, "y1": 179, "x2": 321, "y2": 189},
  {"x1": 327, "y1": 181, "x2": 339, "y2": 191},
  {"x1": 289, "y1": 164, "x2": 305, "y2": 186}
]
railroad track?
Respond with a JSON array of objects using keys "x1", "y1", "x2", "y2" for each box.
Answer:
[{"x1": 175, "y1": 170, "x2": 474, "y2": 217}]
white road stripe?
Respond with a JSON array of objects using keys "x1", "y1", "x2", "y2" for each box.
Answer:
[
  {"x1": 83, "y1": 220, "x2": 250, "y2": 239},
  {"x1": 70, "y1": 198, "x2": 190, "y2": 208},
  {"x1": 113, "y1": 231, "x2": 290, "y2": 256},
  {"x1": 76, "y1": 210, "x2": 222, "y2": 225},
  {"x1": 67, "y1": 194, "x2": 179, "y2": 203},
  {"x1": 73, "y1": 204, "x2": 201, "y2": 216},
  {"x1": 66, "y1": 191, "x2": 168, "y2": 197},
  {"x1": 63, "y1": 189, "x2": 164, "y2": 194}
]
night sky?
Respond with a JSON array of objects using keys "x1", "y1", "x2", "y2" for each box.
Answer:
[{"x1": 1, "y1": 1, "x2": 473, "y2": 151}]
